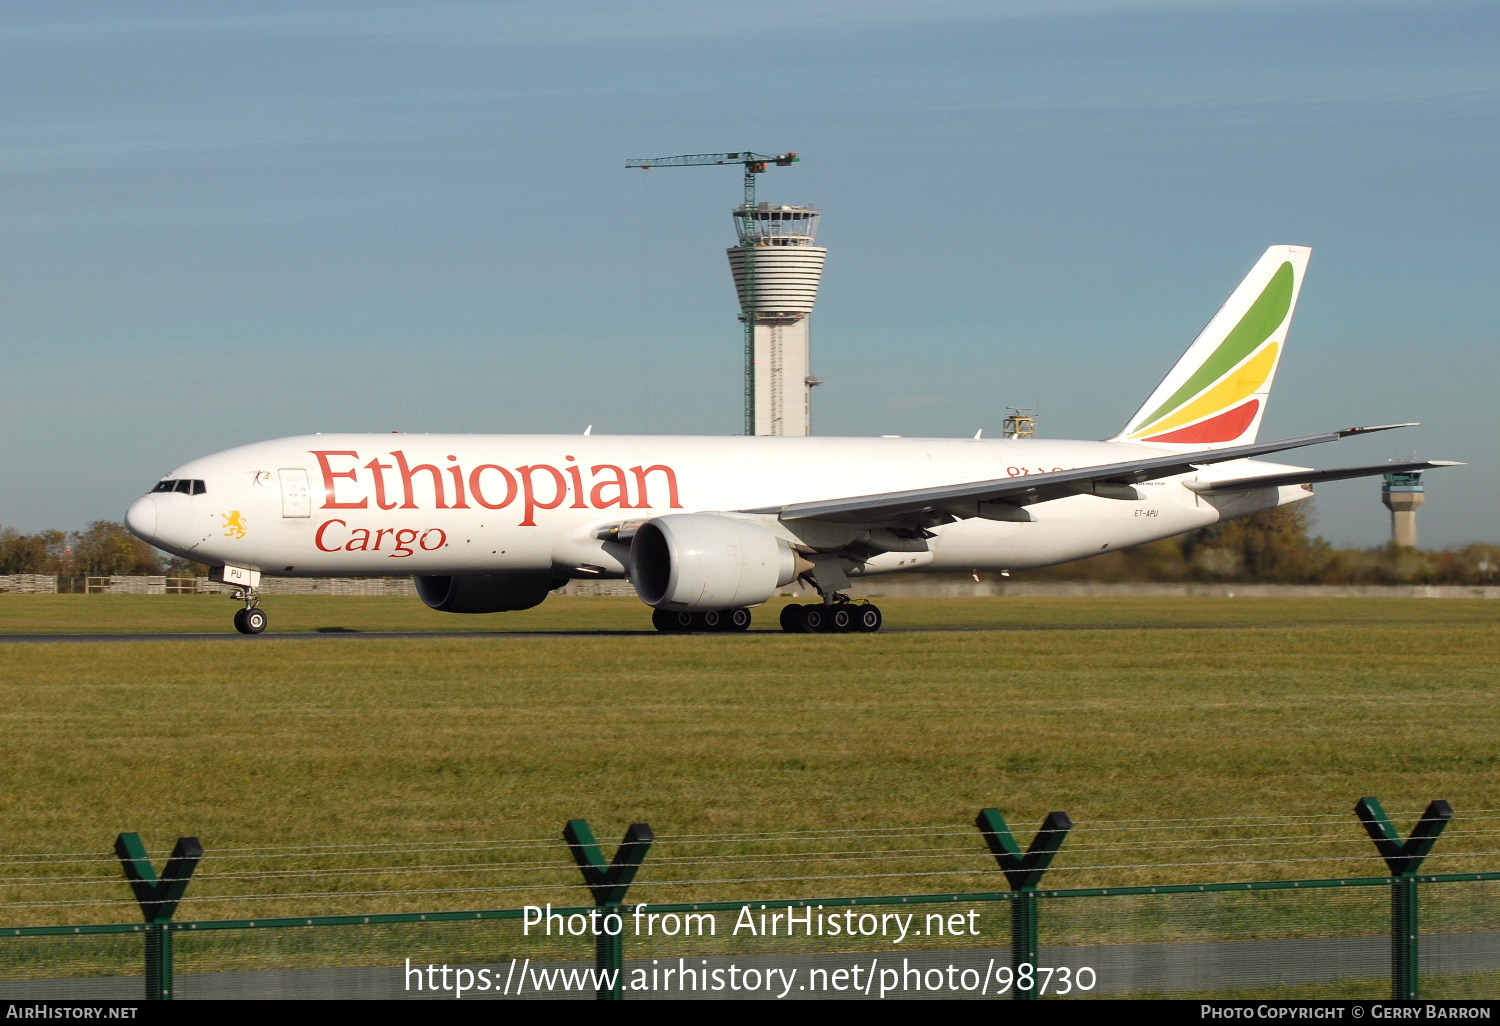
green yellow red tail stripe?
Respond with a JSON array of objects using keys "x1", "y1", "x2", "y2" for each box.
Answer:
[{"x1": 1116, "y1": 246, "x2": 1309, "y2": 449}]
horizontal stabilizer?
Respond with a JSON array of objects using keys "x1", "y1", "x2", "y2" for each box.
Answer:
[{"x1": 1187, "y1": 460, "x2": 1463, "y2": 494}]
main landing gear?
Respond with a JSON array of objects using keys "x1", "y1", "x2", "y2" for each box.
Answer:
[
  {"x1": 651, "y1": 607, "x2": 753, "y2": 633},
  {"x1": 780, "y1": 554, "x2": 884, "y2": 633},
  {"x1": 779, "y1": 601, "x2": 883, "y2": 634},
  {"x1": 231, "y1": 588, "x2": 267, "y2": 635}
]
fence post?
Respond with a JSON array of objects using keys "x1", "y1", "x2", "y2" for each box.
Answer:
[
  {"x1": 114, "y1": 833, "x2": 203, "y2": 1001},
  {"x1": 975, "y1": 809, "x2": 1072, "y2": 1000},
  {"x1": 1355, "y1": 798, "x2": 1453, "y2": 1001},
  {"x1": 564, "y1": 819, "x2": 654, "y2": 1001}
]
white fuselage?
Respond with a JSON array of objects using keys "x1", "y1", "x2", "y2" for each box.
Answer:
[{"x1": 125, "y1": 433, "x2": 1308, "y2": 582}]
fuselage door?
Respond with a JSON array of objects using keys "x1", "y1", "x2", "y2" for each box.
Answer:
[{"x1": 280, "y1": 468, "x2": 312, "y2": 518}]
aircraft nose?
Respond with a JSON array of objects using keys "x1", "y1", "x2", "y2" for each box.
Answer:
[{"x1": 125, "y1": 495, "x2": 158, "y2": 543}]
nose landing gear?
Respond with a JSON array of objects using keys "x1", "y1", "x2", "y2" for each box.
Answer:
[
  {"x1": 231, "y1": 589, "x2": 267, "y2": 635},
  {"x1": 213, "y1": 566, "x2": 268, "y2": 635}
]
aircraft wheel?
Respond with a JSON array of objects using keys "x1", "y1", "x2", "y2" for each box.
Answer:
[
  {"x1": 725, "y1": 608, "x2": 752, "y2": 632},
  {"x1": 801, "y1": 605, "x2": 827, "y2": 633},
  {"x1": 830, "y1": 606, "x2": 854, "y2": 632},
  {"x1": 698, "y1": 610, "x2": 724, "y2": 631},
  {"x1": 235, "y1": 608, "x2": 267, "y2": 635},
  {"x1": 779, "y1": 604, "x2": 802, "y2": 632},
  {"x1": 652, "y1": 608, "x2": 693, "y2": 633},
  {"x1": 853, "y1": 604, "x2": 883, "y2": 633}
]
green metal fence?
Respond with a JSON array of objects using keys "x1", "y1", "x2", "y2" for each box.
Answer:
[
  {"x1": 6, "y1": 875, "x2": 1499, "y2": 1000},
  {"x1": 3, "y1": 799, "x2": 1497, "y2": 1001}
]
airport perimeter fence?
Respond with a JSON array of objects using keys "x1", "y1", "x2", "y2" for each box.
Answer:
[
  {"x1": 12, "y1": 576, "x2": 419, "y2": 596},
  {"x1": 6, "y1": 574, "x2": 1500, "y2": 599},
  {"x1": 2, "y1": 800, "x2": 1498, "y2": 1002}
]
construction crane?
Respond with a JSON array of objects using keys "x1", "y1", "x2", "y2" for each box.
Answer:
[{"x1": 626, "y1": 151, "x2": 800, "y2": 435}]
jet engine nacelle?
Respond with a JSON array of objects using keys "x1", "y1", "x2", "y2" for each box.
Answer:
[
  {"x1": 414, "y1": 574, "x2": 565, "y2": 614},
  {"x1": 629, "y1": 513, "x2": 799, "y2": 611}
]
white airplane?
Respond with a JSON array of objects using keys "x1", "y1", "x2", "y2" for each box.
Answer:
[{"x1": 125, "y1": 246, "x2": 1456, "y2": 635}]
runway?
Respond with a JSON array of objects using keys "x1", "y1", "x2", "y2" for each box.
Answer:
[
  {"x1": 0, "y1": 621, "x2": 1278, "y2": 644},
  {"x1": 0, "y1": 630, "x2": 666, "y2": 644}
]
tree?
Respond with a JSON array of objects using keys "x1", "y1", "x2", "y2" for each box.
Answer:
[
  {"x1": 0, "y1": 527, "x2": 67, "y2": 574},
  {"x1": 68, "y1": 521, "x2": 162, "y2": 576},
  {"x1": 1187, "y1": 502, "x2": 1329, "y2": 582}
]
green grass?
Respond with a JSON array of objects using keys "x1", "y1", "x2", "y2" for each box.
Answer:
[
  {"x1": 4, "y1": 591, "x2": 1499, "y2": 633},
  {"x1": 0, "y1": 596, "x2": 1496, "y2": 932}
]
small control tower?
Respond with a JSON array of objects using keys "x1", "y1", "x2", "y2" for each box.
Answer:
[
  {"x1": 1382, "y1": 470, "x2": 1426, "y2": 547},
  {"x1": 1002, "y1": 408, "x2": 1037, "y2": 439},
  {"x1": 727, "y1": 203, "x2": 827, "y2": 436}
]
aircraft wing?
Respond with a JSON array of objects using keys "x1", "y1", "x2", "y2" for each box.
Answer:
[
  {"x1": 1187, "y1": 460, "x2": 1463, "y2": 494},
  {"x1": 749, "y1": 424, "x2": 1426, "y2": 527}
]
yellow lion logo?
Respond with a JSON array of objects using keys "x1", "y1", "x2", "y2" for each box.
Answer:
[{"x1": 222, "y1": 512, "x2": 248, "y2": 539}]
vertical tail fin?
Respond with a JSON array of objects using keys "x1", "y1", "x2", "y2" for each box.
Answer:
[{"x1": 1114, "y1": 245, "x2": 1311, "y2": 449}]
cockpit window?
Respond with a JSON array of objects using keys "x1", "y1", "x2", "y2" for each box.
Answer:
[{"x1": 152, "y1": 479, "x2": 206, "y2": 495}]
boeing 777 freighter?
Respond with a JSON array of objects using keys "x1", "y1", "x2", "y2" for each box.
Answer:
[{"x1": 124, "y1": 246, "x2": 1458, "y2": 633}]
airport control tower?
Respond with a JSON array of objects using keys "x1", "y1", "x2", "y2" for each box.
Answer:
[
  {"x1": 727, "y1": 203, "x2": 827, "y2": 436},
  {"x1": 1382, "y1": 470, "x2": 1426, "y2": 547}
]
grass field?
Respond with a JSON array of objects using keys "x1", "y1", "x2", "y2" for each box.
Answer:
[{"x1": 0, "y1": 595, "x2": 1497, "y2": 929}]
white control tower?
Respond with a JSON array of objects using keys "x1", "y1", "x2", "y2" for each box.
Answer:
[{"x1": 727, "y1": 203, "x2": 827, "y2": 436}]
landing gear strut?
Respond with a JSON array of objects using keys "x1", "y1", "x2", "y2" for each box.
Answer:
[
  {"x1": 231, "y1": 588, "x2": 267, "y2": 635},
  {"x1": 651, "y1": 608, "x2": 753, "y2": 633}
]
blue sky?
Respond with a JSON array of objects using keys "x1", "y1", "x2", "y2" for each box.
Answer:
[{"x1": 3, "y1": 0, "x2": 1495, "y2": 548}]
